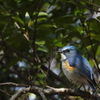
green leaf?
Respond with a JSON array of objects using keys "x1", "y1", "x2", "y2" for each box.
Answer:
[
  {"x1": 87, "y1": 18, "x2": 100, "y2": 34},
  {"x1": 35, "y1": 40, "x2": 45, "y2": 46},
  {"x1": 37, "y1": 46, "x2": 48, "y2": 52},
  {"x1": 38, "y1": 12, "x2": 49, "y2": 17},
  {"x1": 91, "y1": 33, "x2": 100, "y2": 42},
  {"x1": 96, "y1": 45, "x2": 100, "y2": 56},
  {"x1": 12, "y1": 16, "x2": 24, "y2": 25}
]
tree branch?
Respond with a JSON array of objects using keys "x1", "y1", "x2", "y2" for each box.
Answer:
[
  {"x1": 74, "y1": 0, "x2": 100, "y2": 12},
  {"x1": 32, "y1": 0, "x2": 43, "y2": 63},
  {"x1": 9, "y1": 86, "x2": 98, "y2": 100},
  {"x1": 9, "y1": 87, "x2": 31, "y2": 100},
  {"x1": 0, "y1": 89, "x2": 11, "y2": 97},
  {"x1": 41, "y1": 65, "x2": 70, "y2": 87},
  {"x1": 0, "y1": 82, "x2": 29, "y2": 87},
  {"x1": 0, "y1": 41, "x2": 33, "y2": 63},
  {"x1": 9, "y1": 67, "x2": 31, "y2": 84},
  {"x1": 38, "y1": 89, "x2": 47, "y2": 100},
  {"x1": 0, "y1": 41, "x2": 69, "y2": 87}
]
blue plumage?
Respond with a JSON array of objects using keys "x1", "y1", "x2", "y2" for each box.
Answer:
[{"x1": 58, "y1": 45, "x2": 99, "y2": 100}]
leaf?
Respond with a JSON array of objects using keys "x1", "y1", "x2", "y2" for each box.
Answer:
[
  {"x1": 87, "y1": 18, "x2": 100, "y2": 34},
  {"x1": 35, "y1": 40, "x2": 45, "y2": 46},
  {"x1": 96, "y1": 45, "x2": 100, "y2": 56},
  {"x1": 53, "y1": 39, "x2": 63, "y2": 47},
  {"x1": 12, "y1": 16, "x2": 24, "y2": 25},
  {"x1": 37, "y1": 46, "x2": 48, "y2": 52},
  {"x1": 91, "y1": 33, "x2": 100, "y2": 42},
  {"x1": 93, "y1": 0, "x2": 100, "y2": 10},
  {"x1": 38, "y1": 12, "x2": 49, "y2": 17}
]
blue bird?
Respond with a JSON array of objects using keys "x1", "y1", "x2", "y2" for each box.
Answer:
[{"x1": 58, "y1": 45, "x2": 99, "y2": 100}]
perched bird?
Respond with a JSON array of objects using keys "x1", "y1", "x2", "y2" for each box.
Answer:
[{"x1": 58, "y1": 45, "x2": 99, "y2": 100}]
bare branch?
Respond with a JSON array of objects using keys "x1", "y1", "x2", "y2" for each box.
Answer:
[
  {"x1": 31, "y1": 0, "x2": 43, "y2": 63},
  {"x1": 0, "y1": 89, "x2": 11, "y2": 96},
  {"x1": 0, "y1": 82, "x2": 29, "y2": 87},
  {"x1": 9, "y1": 86, "x2": 98, "y2": 100},
  {"x1": 0, "y1": 41, "x2": 33, "y2": 63},
  {"x1": 85, "y1": 1, "x2": 100, "y2": 8},
  {"x1": 9, "y1": 68, "x2": 31, "y2": 84},
  {"x1": 0, "y1": 41, "x2": 69, "y2": 87},
  {"x1": 9, "y1": 87, "x2": 31, "y2": 100},
  {"x1": 41, "y1": 65, "x2": 70, "y2": 87},
  {"x1": 38, "y1": 89, "x2": 47, "y2": 100},
  {"x1": 74, "y1": 0, "x2": 100, "y2": 12}
]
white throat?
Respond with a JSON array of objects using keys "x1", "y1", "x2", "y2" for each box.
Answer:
[{"x1": 60, "y1": 53, "x2": 67, "y2": 61}]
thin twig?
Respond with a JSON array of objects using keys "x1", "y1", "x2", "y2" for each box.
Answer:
[
  {"x1": 43, "y1": 47, "x2": 58, "y2": 88},
  {"x1": 38, "y1": 89, "x2": 47, "y2": 100},
  {"x1": 0, "y1": 89, "x2": 11, "y2": 96},
  {"x1": 0, "y1": 82, "x2": 29, "y2": 87},
  {"x1": 9, "y1": 86, "x2": 31, "y2": 100},
  {"x1": 32, "y1": 0, "x2": 43, "y2": 63},
  {"x1": 9, "y1": 68, "x2": 31, "y2": 84},
  {"x1": 0, "y1": 41, "x2": 70, "y2": 87},
  {"x1": 74, "y1": 0, "x2": 100, "y2": 12},
  {"x1": 41, "y1": 65, "x2": 70, "y2": 87},
  {"x1": 81, "y1": 18, "x2": 100, "y2": 73},
  {"x1": 85, "y1": 1, "x2": 100, "y2": 8},
  {"x1": 0, "y1": 41, "x2": 33, "y2": 63},
  {"x1": 9, "y1": 86, "x2": 99, "y2": 100}
]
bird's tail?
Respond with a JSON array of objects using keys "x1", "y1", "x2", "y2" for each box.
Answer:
[
  {"x1": 89, "y1": 82, "x2": 100, "y2": 100},
  {"x1": 93, "y1": 91, "x2": 100, "y2": 100}
]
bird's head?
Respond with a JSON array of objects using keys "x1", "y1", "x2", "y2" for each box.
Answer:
[{"x1": 58, "y1": 45, "x2": 79, "y2": 61}]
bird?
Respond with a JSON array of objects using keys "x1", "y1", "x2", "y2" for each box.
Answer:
[{"x1": 58, "y1": 45, "x2": 99, "y2": 100}]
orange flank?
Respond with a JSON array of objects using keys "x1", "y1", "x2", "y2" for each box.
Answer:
[{"x1": 64, "y1": 60, "x2": 76, "y2": 71}]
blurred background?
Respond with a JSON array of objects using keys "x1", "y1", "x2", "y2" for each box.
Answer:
[{"x1": 0, "y1": 0, "x2": 100, "y2": 99}]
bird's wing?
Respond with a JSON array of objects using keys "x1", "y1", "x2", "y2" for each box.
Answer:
[
  {"x1": 81, "y1": 57, "x2": 97, "y2": 86},
  {"x1": 68, "y1": 55, "x2": 95, "y2": 85}
]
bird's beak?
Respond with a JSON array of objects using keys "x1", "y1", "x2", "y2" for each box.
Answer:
[{"x1": 57, "y1": 48, "x2": 62, "y2": 53}]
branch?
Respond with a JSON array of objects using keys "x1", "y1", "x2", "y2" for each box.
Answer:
[
  {"x1": 74, "y1": 0, "x2": 100, "y2": 12},
  {"x1": 9, "y1": 86, "x2": 97, "y2": 100},
  {"x1": 0, "y1": 41, "x2": 69, "y2": 87},
  {"x1": 9, "y1": 67, "x2": 31, "y2": 84},
  {"x1": 0, "y1": 82, "x2": 29, "y2": 87},
  {"x1": 85, "y1": 1, "x2": 100, "y2": 8},
  {"x1": 31, "y1": 0, "x2": 43, "y2": 63},
  {"x1": 9, "y1": 87, "x2": 31, "y2": 100},
  {"x1": 0, "y1": 89, "x2": 11, "y2": 96},
  {"x1": 0, "y1": 41, "x2": 33, "y2": 63},
  {"x1": 41, "y1": 65, "x2": 70, "y2": 87},
  {"x1": 0, "y1": 41, "x2": 75, "y2": 88},
  {"x1": 38, "y1": 89, "x2": 47, "y2": 100}
]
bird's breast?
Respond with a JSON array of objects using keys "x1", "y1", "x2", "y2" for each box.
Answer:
[
  {"x1": 62, "y1": 60, "x2": 88, "y2": 85},
  {"x1": 64, "y1": 60, "x2": 76, "y2": 71}
]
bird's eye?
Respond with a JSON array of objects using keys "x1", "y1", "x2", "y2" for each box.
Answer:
[
  {"x1": 63, "y1": 49, "x2": 70, "y2": 53},
  {"x1": 66, "y1": 50, "x2": 70, "y2": 52}
]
